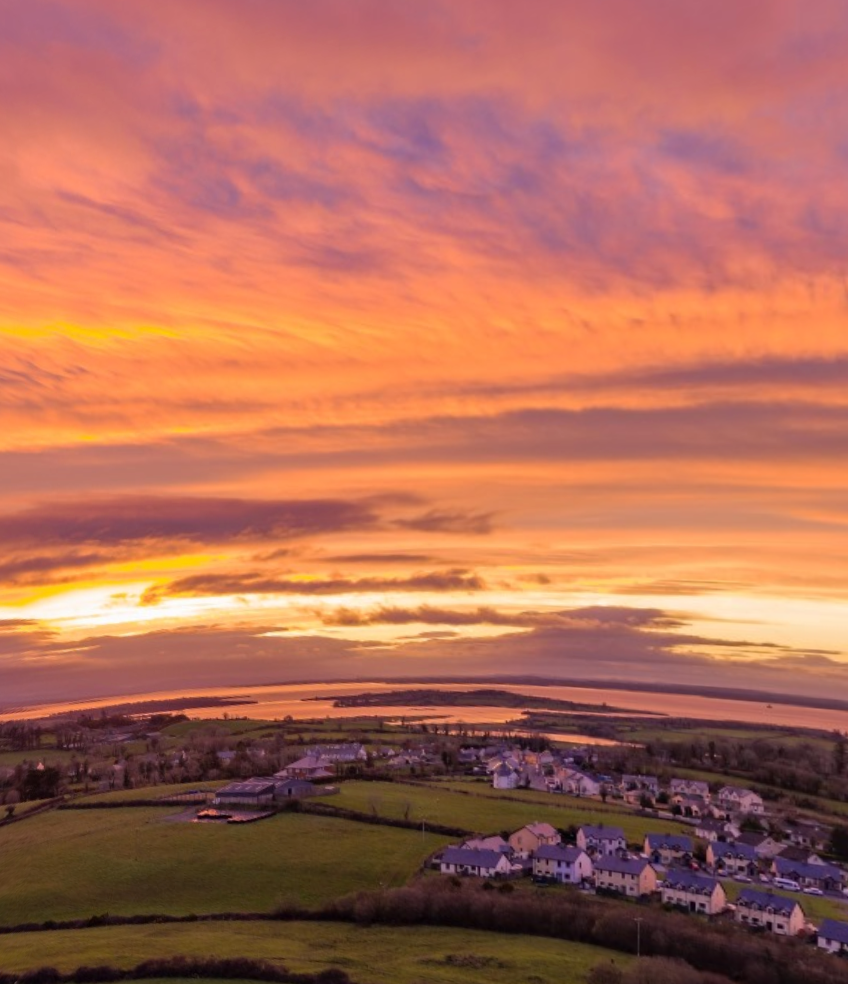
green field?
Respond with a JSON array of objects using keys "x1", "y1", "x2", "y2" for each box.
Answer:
[
  {"x1": 0, "y1": 919, "x2": 628, "y2": 984},
  {"x1": 80, "y1": 780, "x2": 227, "y2": 803},
  {"x1": 0, "y1": 807, "x2": 449, "y2": 925},
  {"x1": 334, "y1": 779, "x2": 691, "y2": 844}
]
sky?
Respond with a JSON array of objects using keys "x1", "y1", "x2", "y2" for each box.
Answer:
[{"x1": 2, "y1": 0, "x2": 848, "y2": 707}]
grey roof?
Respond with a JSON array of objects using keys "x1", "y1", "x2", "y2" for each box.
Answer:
[
  {"x1": 737, "y1": 889, "x2": 801, "y2": 915},
  {"x1": 819, "y1": 919, "x2": 848, "y2": 945},
  {"x1": 580, "y1": 824, "x2": 625, "y2": 841},
  {"x1": 535, "y1": 844, "x2": 586, "y2": 863},
  {"x1": 215, "y1": 778, "x2": 276, "y2": 797},
  {"x1": 441, "y1": 847, "x2": 507, "y2": 869},
  {"x1": 774, "y1": 857, "x2": 842, "y2": 882},
  {"x1": 646, "y1": 833, "x2": 693, "y2": 852},
  {"x1": 662, "y1": 869, "x2": 720, "y2": 893},
  {"x1": 595, "y1": 856, "x2": 652, "y2": 876},
  {"x1": 711, "y1": 840, "x2": 758, "y2": 861}
]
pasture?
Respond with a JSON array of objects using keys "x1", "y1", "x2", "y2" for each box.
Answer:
[
  {"x1": 0, "y1": 919, "x2": 628, "y2": 984},
  {"x1": 0, "y1": 806, "x2": 449, "y2": 925}
]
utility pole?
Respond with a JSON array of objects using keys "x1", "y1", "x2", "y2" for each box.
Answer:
[{"x1": 634, "y1": 916, "x2": 643, "y2": 958}]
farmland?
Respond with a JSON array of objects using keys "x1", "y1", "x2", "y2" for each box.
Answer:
[{"x1": 0, "y1": 920, "x2": 626, "y2": 984}]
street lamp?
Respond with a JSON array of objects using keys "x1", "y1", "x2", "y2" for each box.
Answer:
[{"x1": 634, "y1": 916, "x2": 643, "y2": 958}]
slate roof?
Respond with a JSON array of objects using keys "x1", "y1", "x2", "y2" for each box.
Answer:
[
  {"x1": 595, "y1": 856, "x2": 652, "y2": 876},
  {"x1": 819, "y1": 919, "x2": 848, "y2": 945},
  {"x1": 535, "y1": 844, "x2": 586, "y2": 864},
  {"x1": 774, "y1": 857, "x2": 843, "y2": 882},
  {"x1": 580, "y1": 824, "x2": 625, "y2": 841},
  {"x1": 711, "y1": 841, "x2": 758, "y2": 862},
  {"x1": 646, "y1": 833, "x2": 694, "y2": 852},
  {"x1": 737, "y1": 888, "x2": 801, "y2": 916},
  {"x1": 215, "y1": 778, "x2": 276, "y2": 797},
  {"x1": 662, "y1": 869, "x2": 720, "y2": 893},
  {"x1": 441, "y1": 847, "x2": 507, "y2": 869}
]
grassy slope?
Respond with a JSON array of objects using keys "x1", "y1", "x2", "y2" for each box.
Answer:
[
  {"x1": 337, "y1": 779, "x2": 691, "y2": 843},
  {"x1": 0, "y1": 920, "x2": 628, "y2": 984},
  {"x1": 0, "y1": 807, "x2": 450, "y2": 924}
]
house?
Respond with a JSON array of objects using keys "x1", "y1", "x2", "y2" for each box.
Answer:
[
  {"x1": 735, "y1": 831, "x2": 781, "y2": 858},
  {"x1": 787, "y1": 820, "x2": 830, "y2": 853},
  {"x1": 509, "y1": 822, "x2": 561, "y2": 858},
  {"x1": 734, "y1": 889, "x2": 805, "y2": 936},
  {"x1": 533, "y1": 844, "x2": 593, "y2": 884},
  {"x1": 707, "y1": 840, "x2": 758, "y2": 878},
  {"x1": 671, "y1": 794, "x2": 709, "y2": 818},
  {"x1": 772, "y1": 857, "x2": 844, "y2": 892},
  {"x1": 558, "y1": 768, "x2": 601, "y2": 797},
  {"x1": 276, "y1": 755, "x2": 335, "y2": 780},
  {"x1": 305, "y1": 743, "x2": 367, "y2": 763},
  {"x1": 695, "y1": 817, "x2": 739, "y2": 842},
  {"x1": 594, "y1": 856, "x2": 658, "y2": 898},
  {"x1": 274, "y1": 778, "x2": 316, "y2": 799},
  {"x1": 644, "y1": 832, "x2": 693, "y2": 865},
  {"x1": 213, "y1": 778, "x2": 277, "y2": 808},
  {"x1": 661, "y1": 870, "x2": 727, "y2": 915},
  {"x1": 669, "y1": 779, "x2": 711, "y2": 801},
  {"x1": 717, "y1": 786, "x2": 764, "y2": 816},
  {"x1": 621, "y1": 774, "x2": 660, "y2": 797},
  {"x1": 817, "y1": 918, "x2": 848, "y2": 955},
  {"x1": 577, "y1": 824, "x2": 627, "y2": 857},
  {"x1": 492, "y1": 763, "x2": 520, "y2": 790},
  {"x1": 438, "y1": 847, "x2": 514, "y2": 878}
]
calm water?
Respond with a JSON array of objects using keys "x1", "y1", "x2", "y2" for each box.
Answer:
[{"x1": 3, "y1": 679, "x2": 846, "y2": 734}]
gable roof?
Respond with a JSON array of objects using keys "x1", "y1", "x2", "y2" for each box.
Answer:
[
  {"x1": 819, "y1": 919, "x2": 848, "y2": 945},
  {"x1": 662, "y1": 869, "x2": 720, "y2": 893},
  {"x1": 774, "y1": 857, "x2": 842, "y2": 882},
  {"x1": 710, "y1": 840, "x2": 758, "y2": 861},
  {"x1": 535, "y1": 844, "x2": 587, "y2": 864},
  {"x1": 737, "y1": 888, "x2": 802, "y2": 916},
  {"x1": 441, "y1": 847, "x2": 508, "y2": 869},
  {"x1": 646, "y1": 833, "x2": 693, "y2": 852},
  {"x1": 595, "y1": 856, "x2": 652, "y2": 876},
  {"x1": 215, "y1": 778, "x2": 277, "y2": 796},
  {"x1": 524, "y1": 821, "x2": 559, "y2": 838},
  {"x1": 580, "y1": 824, "x2": 625, "y2": 841}
]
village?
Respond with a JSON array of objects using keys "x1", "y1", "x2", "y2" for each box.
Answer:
[{"x1": 196, "y1": 738, "x2": 848, "y2": 958}]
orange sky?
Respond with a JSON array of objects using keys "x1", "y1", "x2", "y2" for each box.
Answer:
[{"x1": 2, "y1": 0, "x2": 848, "y2": 706}]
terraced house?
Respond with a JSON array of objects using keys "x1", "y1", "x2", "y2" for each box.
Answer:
[
  {"x1": 706, "y1": 840, "x2": 758, "y2": 878},
  {"x1": 734, "y1": 889, "x2": 805, "y2": 936},
  {"x1": 577, "y1": 824, "x2": 626, "y2": 857},
  {"x1": 660, "y1": 869, "x2": 727, "y2": 915},
  {"x1": 594, "y1": 856, "x2": 658, "y2": 898},
  {"x1": 532, "y1": 844, "x2": 593, "y2": 884},
  {"x1": 644, "y1": 832, "x2": 693, "y2": 865}
]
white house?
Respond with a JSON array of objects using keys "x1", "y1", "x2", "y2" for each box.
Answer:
[
  {"x1": 818, "y1": 919, "x2": 848, "y2": 955},
  {"x1": 734, "y1": 889, "x2": 805, "y2": 936},
  {"x1": 558, "y1": 768, "x2": 601, "y2": 797},
  {"x1": 438, "y1": 847, "x2": 514, "y2": 878},
  {"x1": 492, "y1": 762, "x2": 521, "y2": 790},
  {"x1": 669, "y1": 778, "x2": 711, "y2": 801},
  {"x1": 661, "y1": 870, "x2": 727, "y2": 915},
  {"x1": 461, "y1": 834, "x2": 511, "y2": 854},
  {"x1": 577, "y1": 824, "x2": 626, "y2": 857},
  {"x1": 532, "y1": 844, "x2": 593, "y2": 884},
  {"x1": 717, "y1": 786, "x2": 764, "y2": 816}
]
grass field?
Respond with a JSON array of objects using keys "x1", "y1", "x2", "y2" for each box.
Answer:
[
  {"x1": 0, "y1": 919, "x2": 628, "y2": 984},
  {"x1": 0, "y1": 807, "x2": 450, "y2": 925},
  {"x1": 80, "y1": 780, "x2": 227, "y2": 803},
  {"x1": 332, "y1": 779, "x2": 691, "y2": 843}
]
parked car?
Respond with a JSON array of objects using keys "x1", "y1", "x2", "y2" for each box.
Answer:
[
  {"x1": 803, "y1": 887, "x2": 824, "y2": 896},
  {"x1": 734, "y1": 874, "x2": 753, "y2": 883}
]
